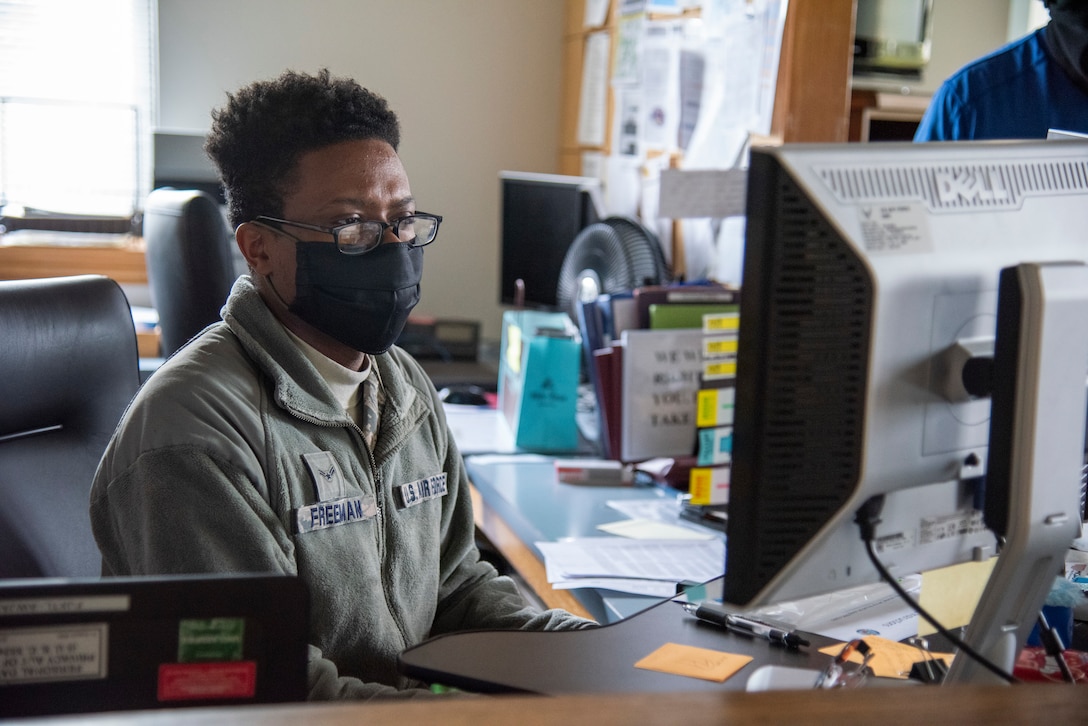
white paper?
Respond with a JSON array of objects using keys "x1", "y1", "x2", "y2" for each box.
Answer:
[
  {"x1": 683, "y1": 0, "x2": 788, "y2": 170},
  {"x1": 577, "y1": 32, "x2": 612, "y2": 147},
  {"x1": 466, "y1": 453, "x2": 553, "y2": 467},
  {"x1": 537, "y1": 537, "x2": 725, "y2": 597},
  {"x1": 658, "y1": 168, "x2": 748, "y2": 219},
  {"x1": 639, "y1": 21, "x2": 683, "y2": 151},
  {"x1": 443, "y1": 406, "x2": 517, "y2": 455},
  {"x1": 584, "y1": 0, "x2": 611, "y2": 28},
  {"x1": 598, "y1": 518, "x2": 715, "y2": 540},
  {"x1": 677, "y1": 48, "x2": 705, "y2": 151},
  {"x1": 606, "y1": 497, "x2": 684, "y2": 524},
  {"x1": 580, "y1": 150, "x2": 606, "y2": 181},
  {"x1": 612, "y1": 87, "x2": 643, "y2": 157},
  {"x1": 747, "y1": 576, "x2": 924, "y2": 644},
  {"x1": 604, "y1": 154, "x2": 643, "y2": 218},
  {"x1": 713, "y1": 215, "x2": 747, "y2": 286},
  {"x1": 678, "y1": 217, "x2": 716, "y2": 281},
  {"x1": 613, "y1": 14, "x2": 645, "y2": 87},
  {"x1": 554, "y1": 576, "x2": 678, "y2": 598}
]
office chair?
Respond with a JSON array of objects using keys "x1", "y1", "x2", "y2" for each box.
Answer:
[
  {"x1": 0, "y1": 275, "x2": 141, "y2": 578},
  {"x1": 143, "y1": 187, "x2": 237, "y2": 357}
]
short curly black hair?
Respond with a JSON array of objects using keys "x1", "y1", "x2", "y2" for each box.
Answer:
[{"x1": 205, "y1": 68, "x2": 401, "y2": 229}]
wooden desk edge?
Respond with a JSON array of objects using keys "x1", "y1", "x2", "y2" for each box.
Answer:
[
  {"x1": 469, "y1": 483, "x2": 594, "y2": 621},
  {"x1": 0, "y1": 240, "x2": 148, "y2": 284},
  {"x1": 16, "y1": 684, "x2": 1087, "y2": 725}
]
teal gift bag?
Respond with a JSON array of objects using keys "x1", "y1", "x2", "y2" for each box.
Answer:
[{"x1": 497, "y1": 310, "x2": 581, "y2": 452}]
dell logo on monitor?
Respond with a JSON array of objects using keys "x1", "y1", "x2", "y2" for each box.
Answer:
[{"x1": 935, "y1": 167, "x2": 1011, "y2": 205}]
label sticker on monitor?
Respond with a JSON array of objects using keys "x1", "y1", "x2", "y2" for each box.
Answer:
[
  {"x1": 177, "y1": 618, "x2": 244, "y2": 662},
  {"x1": 0, "y1": 623, "x2": 109, "y2": 684},
  {"x1": 919, "y1": 509, "x2": 987, "y2": 545},
  {"x1": 857, "y1": 204, "x2": 932, "y2": 254},
  {"x1": 0, "y1": 595, "x2": 130, "y2": 617},
  {"x1": 158, "y1": 661, "x2": 256, "y2": 701}
]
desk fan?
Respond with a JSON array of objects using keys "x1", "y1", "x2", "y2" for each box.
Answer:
[{"x1": 555, "y1": 216, "x2": 670, "y2": 317}]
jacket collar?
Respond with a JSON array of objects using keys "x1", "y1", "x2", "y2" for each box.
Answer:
[{"x1": 222, "y1": 275, "x2": 421, "y2": 430}]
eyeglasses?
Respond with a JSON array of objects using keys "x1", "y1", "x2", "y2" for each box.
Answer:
[{"x1": 254, "y1": 213, "x2": 442, "y2": 255}]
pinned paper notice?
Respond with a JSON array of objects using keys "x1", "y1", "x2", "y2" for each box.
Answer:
[
  {"x1": 659, "y1": 168, "x2": 748, "y2": 219},
  {"x1": 635, "y1": 642, "x2": 752, "y2": 682}
]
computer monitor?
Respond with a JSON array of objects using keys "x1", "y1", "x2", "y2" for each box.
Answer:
[
  {"x1": 726, "y1": 140, "x2": 1088, "y2": 681},
  {"x1": 499, "y1": 171, "x2": 603, "y2": 309},
  {"x1": 0, "y1": 574, "x2": 309, "y2": 717}
]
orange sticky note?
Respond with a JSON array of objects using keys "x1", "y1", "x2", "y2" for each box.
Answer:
[{"x1": 634, "y1": 642, "x2": 753, "y2": 683}]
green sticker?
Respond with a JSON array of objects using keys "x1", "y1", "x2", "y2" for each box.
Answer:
[{"x1": 177, "y1": 618, "x2": 245, "y2": 662}]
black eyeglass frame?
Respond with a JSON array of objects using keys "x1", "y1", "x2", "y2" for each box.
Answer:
[{"x1": 253, "y1": 212, "x2": 442, "y2": 255}]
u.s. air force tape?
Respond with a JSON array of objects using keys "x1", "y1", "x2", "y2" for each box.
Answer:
[
  {"x1": 295, "y1": 494, "x2": 378, "y2": 534},
  {"x1": 395, "y1": 473, "x2": 448, "y2": 509}
]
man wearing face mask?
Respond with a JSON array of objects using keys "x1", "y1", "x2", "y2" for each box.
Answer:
[
  {"x1": 914, "y1": 0, "x2": 1088, "y2": 141},
  {"x1": 89, "y1": 69, "x2": 596, "y2": 701}
]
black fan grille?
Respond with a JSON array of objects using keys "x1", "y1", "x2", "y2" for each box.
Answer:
[{"x1": 556, "y1": 217, "x2": 668, "y2": 312}]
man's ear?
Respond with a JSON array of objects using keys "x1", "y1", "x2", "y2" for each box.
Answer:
[{"x1": 236, "y1": 222, "x2": 275, "y2": 275}]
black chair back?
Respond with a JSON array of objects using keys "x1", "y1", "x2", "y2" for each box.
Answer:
[
  {"x1": 0, "y1": 275, "x2": 141, "y2": 577},
  {"x1": 144, "y1": 188, "x2": 237, "y2": 356}
]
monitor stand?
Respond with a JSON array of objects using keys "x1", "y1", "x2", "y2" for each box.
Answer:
[{"x1": 946, "y1": 262, "x2": 1088, "y2": 684}]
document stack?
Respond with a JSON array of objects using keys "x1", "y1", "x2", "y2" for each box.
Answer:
[{"x1": 578, "y1": 281, "x2": 739, "y2": 472}]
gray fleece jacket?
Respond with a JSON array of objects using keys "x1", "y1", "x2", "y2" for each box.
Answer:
[{"x1": 89, "y1": 275, "x2": 593, "y2": 700}]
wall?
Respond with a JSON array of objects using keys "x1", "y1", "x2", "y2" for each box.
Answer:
[
  {"x1": 853, "y1": 0, "x2": 1029, "y2": 96},
  {"x1": 917, "y1": 0, "x2": 1014, "y2": 93},
  {"x1": 156, "y1": 0, "x2": 567, "y2": 342},
  {"x1": 157, "y1": 1, "x2": 1048, "y2": 341}
]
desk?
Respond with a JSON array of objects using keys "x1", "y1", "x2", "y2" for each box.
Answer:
[
  {"x1": 5, "y1": 685, "x2": 1085, "y2": 726},
  {"x1": 466, "y1": 455, "x2": 684, "y2": 623},
  {"x1": 0, "y1": 239, "x2": 148, "y2": 283},
  {"x1": 0, "y1": 240, "x2": 161, "y2": 357},
  {"x1": 399, "y1": 576, "x2": 842, "y2": 694}
]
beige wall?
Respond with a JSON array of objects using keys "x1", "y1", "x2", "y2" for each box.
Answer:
[
  {"x1": 157, "y1": 0, "x2": 567, "y2": 342},
  {"x1": 919, "y1": 0, "x2": 1014, "y2": 94},
  {"x1": 157, "y1": 1, "x2": 1043, "y2": 341},
  {"x1": 867, "y1": 0, "x2": 1044, "y2": 96}
]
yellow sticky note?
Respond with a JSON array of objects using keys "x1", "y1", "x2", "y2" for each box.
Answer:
[
  {"x1": 634, "y1": 642, "x2": 753, "y2": 683},
  {"x1": 818, "y1": 636, "x2": 953, "y2": 680},
  {"x1": 917, "y1": 558, "x2": 998, "y2": 636}
]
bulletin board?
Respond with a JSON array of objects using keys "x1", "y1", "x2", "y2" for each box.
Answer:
[{"x1": 558, "y1": 0, "x2": 855, "y2": 281}]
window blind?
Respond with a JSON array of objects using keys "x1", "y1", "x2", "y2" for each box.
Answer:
[{"x1": 0, "y1": 0, "x2": 154, "y2": 218}]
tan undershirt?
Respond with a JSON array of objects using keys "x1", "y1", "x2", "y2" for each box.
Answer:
[{"x1": 281, "y1": 326, "x2": 371, "y2": 428}]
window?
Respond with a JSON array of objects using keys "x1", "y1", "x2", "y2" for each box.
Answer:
[{"x1": 0, "y1": 0, "x2": 154, "y2": 218}]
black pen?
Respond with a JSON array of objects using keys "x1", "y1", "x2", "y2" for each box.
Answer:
[{"x1": 679, "y1": 601, "x2": 810, "y2": 648}]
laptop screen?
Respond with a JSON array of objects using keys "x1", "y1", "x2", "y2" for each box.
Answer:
[{"x1": 0, "y1": 574, "x2": 309, "y2": 717}]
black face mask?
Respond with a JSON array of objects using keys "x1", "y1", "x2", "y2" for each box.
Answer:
[
  {"x1": 1045, "y1": 0, "x2": 1088, "y2": 94},
  {"x1": 288, "y1": 242, "x2": 423, "y2": 354}
]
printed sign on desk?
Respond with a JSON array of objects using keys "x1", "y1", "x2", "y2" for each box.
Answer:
[{"x1": 619, "y1": 328, "x2": 705, "y2": 461}]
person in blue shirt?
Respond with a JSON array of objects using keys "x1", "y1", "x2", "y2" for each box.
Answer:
[{"x1": 914, "y1": 0, "x2": 1088, "y2": 141}]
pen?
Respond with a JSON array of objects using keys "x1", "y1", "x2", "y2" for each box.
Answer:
[{"x1": 679, "y1": 601, "x2": 810, "y2": 648}]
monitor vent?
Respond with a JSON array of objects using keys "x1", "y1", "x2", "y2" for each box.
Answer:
[
  {"x1": 739, "y1": 171, "x2": 873, "y2": 591},
  {"x1": 817, "y1": 159, "x2": 1088, "y2": 211}
]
